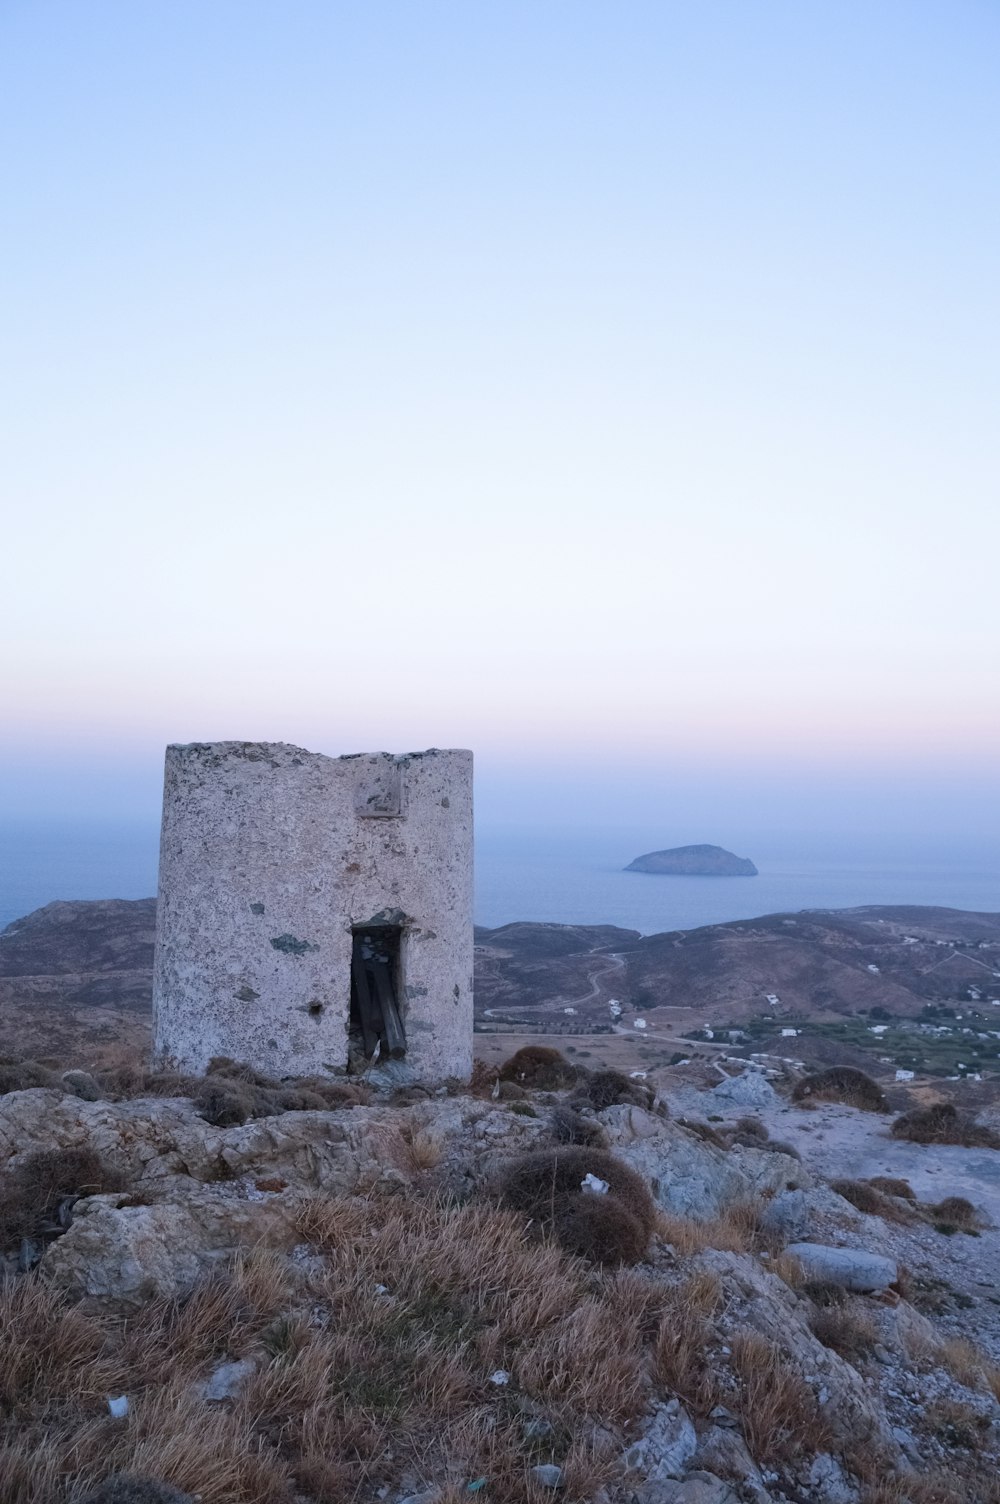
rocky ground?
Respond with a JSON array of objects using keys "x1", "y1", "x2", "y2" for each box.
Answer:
[{"x1": 2, "y1": 1051, "x2": 1000, "y2": 1504}]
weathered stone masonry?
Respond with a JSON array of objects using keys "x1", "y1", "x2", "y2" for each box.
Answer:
[{"x1": 151, "y1": 743, "x2": 473, "y2": 1081}]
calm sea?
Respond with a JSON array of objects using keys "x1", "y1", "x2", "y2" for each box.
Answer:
[{"x1": 0, "y1": 821, "x2": 997, "y2": 938}]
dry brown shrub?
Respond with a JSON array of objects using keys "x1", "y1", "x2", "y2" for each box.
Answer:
[
  {"x1": 468, "y1": 1058, "x2": 498, "y2": 1093},
  {"x1": 792, "y1": 1067, "x2": 887, "y2": 1112},
  {"x1": 0, "y1": 1057, "x2": 59, "y2": 1094},
  {"x1": 891, "y1": 1102, "x2": 1000, "y2": 1148},
  {"x1": 494, "y1": 1146, "x2": 656, "y2": 1265},
  {"x1": 550, "y1": 1105, "x2": 607, "y2": 1148},
  {"x1": 576, "y1": 1067, "x2": 651, "y2": 1111},
  {"x1": 499, "y1": 1045, "x2": 577, "y2": 1090},
  {"x1": 868, "y1": 1175, "x2": 916, "y2": 1201},
  {"x1": 831, "y1": 1178, "x2": 916, "y2": 1224},
  {"x1": 729, "y1": 1329, "x2": 831, "y2": 1461},
  {"x1": 0, "y1": 1145, "x2": 125, "y2": 1247},
  {"x1": 810, "y1": 1302, "x2": 879, "y2": 1361},
  {"x1": 928, "y1": 1195, "x2": 979, "y2": 1234},
  {"x1": 553, "y1": 1195, "x2": 648, "y2": 1266}
]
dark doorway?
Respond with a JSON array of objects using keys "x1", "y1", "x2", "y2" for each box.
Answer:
[{"x1": 350, "y1": 925, "x2": 406, "y2": 1060}]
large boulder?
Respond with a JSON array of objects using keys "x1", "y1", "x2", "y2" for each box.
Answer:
[
  {"x1": 601, "y1": 1106, "x2": 807, "y2": 1219},
  {"x1": 711, "y1": 1072, "x2": 779, "y2": 1110},
  {"x1": 785, "y1": 1243, "x2": 897, "y2": 1293},
  {"x1": 41, "y1": 1184, "x2": 299, "y2": 1303},
  {"x1": 623, "y1": 1399, "x2": 698, "y2": 1483}
]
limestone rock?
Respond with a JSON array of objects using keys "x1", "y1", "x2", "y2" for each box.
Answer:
[
  {"x1": 623, "y1": 1400, "x2": 697, "y2": 1482},
  {"x1": 531, "y1": 1464, "x2": 564, "y2": 1488},
  {"x1": 785, "y1": 1243, "x2": 897, "y2": 1293},
  {"x1": 760, "y1": 1188, "x2": 809, "y2": 1242},
  {"x1": 805, "y1": 1454, "x2": 860, "y2": 1504},
  {"x1": 200, "y1": 1357, "x2": 257, "y2": 1401},
  {"x1": 41, "y1": 1186, "x2": 299, "y2": 1304},
  {"x1": 634, "y1": 1474, "x2": 741, "y2": 1504},
  {"x1": 711, "y1": 1073, "x2": 778, "y2": 1110},
  {"x1": 690, "y1": 1424, "x2": 771, "y2": 1501},
  {"x1": 700, "y1": 1251, "x2": 902, "y2": 1463},
  {"x1": 602, "y1": 1107, "x2": 807, "y2": 1220}
]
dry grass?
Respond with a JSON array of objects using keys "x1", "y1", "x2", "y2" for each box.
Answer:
[
  {"x1": 925, "y1": 1397, "x2": 992, "y2": 1451},
  {"x1": 0, "y1": 1278, "x2": 121, "y2": 1413},
  {"x1": 810, "y1": 1302, "x2": 879, "y2": 1362},
  {"x1": 400, "y1": 1125, "x2": 446, "y2": 1172},
  {"x1": 656, "y1": 1200, "x2": 776, "y2": 1257},
  {"x1": 0, "y1": 1190, "x2": 763, "y2": 1503},
  {"x1": 934, "y1": 1337, "x2": 1000, "y2": 1398},
  {"x1": 652, "y1": 1275, "x2": 723, "y2": 1416},
  {"x1": 769, "y1": 1251, "x2": 805, "y2": 1288},
  {"x1": 859, "y1": 1468, "x2": 971, "y2": 1504},
  {"x1": 1, "y1": 1196, "x2": 658, "y2": 1504},
  {"x1": 729, "y1": 1329, "x2": 832, "y2": 1462}
]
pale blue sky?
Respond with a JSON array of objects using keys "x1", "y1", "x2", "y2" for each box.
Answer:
[{"x1": 2, "y1": 2, "x2": 998, "y2": 837}]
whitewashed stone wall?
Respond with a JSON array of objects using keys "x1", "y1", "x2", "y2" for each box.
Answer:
[{"x1": 151, "y1": 743, "x2": 473, "y2": 1082}]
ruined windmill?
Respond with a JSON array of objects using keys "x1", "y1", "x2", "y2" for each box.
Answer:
[{"x1": 151, "y1": 743, "x2": 473, "y2": 1082}]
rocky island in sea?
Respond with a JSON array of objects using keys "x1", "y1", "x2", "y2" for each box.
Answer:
[{"x1": 625, "y1": 842, "x2": 758, "y2": 876}]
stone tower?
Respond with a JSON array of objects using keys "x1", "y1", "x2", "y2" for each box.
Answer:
[{"x1": 151, "y1": 743, "x2": 473, "y2": 1081}]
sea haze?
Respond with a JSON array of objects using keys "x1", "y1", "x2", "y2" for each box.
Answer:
[{"x1": 0, "y1": 821, "x2": 997, "y2": 938}]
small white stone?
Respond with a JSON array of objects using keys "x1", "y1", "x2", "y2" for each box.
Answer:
[
  {"x1": 489, "y1": 1369, "x2": 510, "y2": 1385},
  {"x1": 107, "y1": 1395, "x2": 129, "y2": 1418},
  {"x1": 581, "y1": 1173, "x2": 609, "y2": 1196},
  {"x1": 531, "y1": 1464, "x2": 564, "y2": 1488}
]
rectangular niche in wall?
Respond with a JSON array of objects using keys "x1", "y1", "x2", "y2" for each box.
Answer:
[
  {"x1": 350, "y1": 924, "x2": 406, "y2": 1059},
  {"x1": 354, "y1": 761, "x2": 404, "y2": 818}
]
